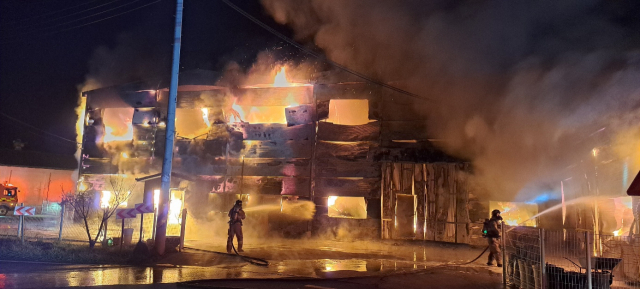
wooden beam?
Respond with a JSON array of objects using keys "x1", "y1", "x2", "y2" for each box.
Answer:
[
  {"x1": 314, "y1": 178, "x2": 381, "y2": 198},
  {"x1": 317, "y1": 121, "x2": 380, "y2": 142},
  {"x1": 282, "y1": 177, "x2": 311, "y2": 196},
  {"x1": 229, "y1": 140, "x2": 313, "y2": 158},
  {"x1": 315, "y1": 158, "x2": 381, "y2": 178},
  {"x1": 229, "y1": 123, "x2": 314, "y2": 141},
  {"x1": 315, "y1": 141, "x2": 376, "y2": 161},
  {"x1": 226, "y1": 158, "x2": 311, "y2": 177},
  {"x1": 285, "y1": 104, "x2": 315, "y2": 126},
  {"x1": 381, "y1": 121, "x2": 430, "y2": 141}
]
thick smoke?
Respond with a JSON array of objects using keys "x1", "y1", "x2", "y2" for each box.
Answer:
[{"x1": 261, "y1": 0, "x2": 640, "y2": 200}]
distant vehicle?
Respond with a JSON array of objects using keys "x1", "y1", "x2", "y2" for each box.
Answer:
[{"x1": 0, "y1": 183, "x2": 18, "y2": 216}]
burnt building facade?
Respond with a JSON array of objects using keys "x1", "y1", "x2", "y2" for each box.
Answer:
[{"x1": 78, "y1": 70, "x2": 476, "y2": 242}]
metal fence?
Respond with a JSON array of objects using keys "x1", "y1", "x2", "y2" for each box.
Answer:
[
  {"x1": 504, "y1": 225, "x2": 640, "y2": 289},
  {"x1": 0, "y1": 202, "x2": 182, "y2": 246}
]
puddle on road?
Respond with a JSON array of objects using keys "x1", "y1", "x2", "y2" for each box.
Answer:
[{"x1": 0, "y1": 258, "x2": 435, "y2": 288}]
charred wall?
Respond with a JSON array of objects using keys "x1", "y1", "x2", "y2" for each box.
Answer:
[{"x1": 79, "y1": 77, "x2": 466, "y2": 240}]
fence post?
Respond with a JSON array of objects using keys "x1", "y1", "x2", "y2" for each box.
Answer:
[
  {"x1": 502, "y1": 222, "x2": 507, "y2": 286},
  {"x1": 179, "y1": 208, "x2": 187, "y2": 252},
  {"x1": 17, "y1": 202, "x2": 24, "y2": 242},
  {"x1": 58, "y1": 203, "x2": 65, "y2": 241},
  {"x1": 152, "y1": 208, "x2": 157, "y2": 240},
  {"x1": 20, "y1": 214, "x2": 24, "y2": 243},
  {"x1": 139, "y1": 213, "x2": 144, "y2": 243},
  {"x1": 585, "y1": 231, "x2": 592, "y2": 289},
  {"x1": 539, "y1": 228, "x2": 546, "y2": 289}
]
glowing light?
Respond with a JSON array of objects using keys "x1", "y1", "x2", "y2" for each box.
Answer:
[
  {"x1": 101, "y1": 191, "x2": 111, "y2": 208},
  {"x1": 273, "y1": 66, "x2": 290, "y2": 87},
  {"x1": 613, "y1": 229, "x2": 622, "y2": 237},
  {"x1": 327, "y1": 196, "x2": 367, "y2": 219},
  {"x1": 328, "y1": 196, "x2": 338, "y2": 207},
  {"x1": 153, "y1": 189, "x2": 160, "y2": 209},
  {"x1": 201, "y1": 108, "x2": 211, "y2": 127},
  {"x1": 592, "y1": 148, "x2": 599, "y2": 157},
  {"x1": 103, "y1": 122, "x2": 133, "y2": 143},
  {"x1": 121, "y1": 152, "x2": 129, "y2": 159},
  {"x1": 158, "y1": 121, "x2": 166, "y2": 127},
  {"x1": 505, "y1": 220, "x2": 519, "y2": 226},
  {"x1": 490, "y1": 201, "x2": 538, "y2": 227},
  {"x1": 78, "y1": 182, "x2": 87, "y2": 191},
  {"x1": 229, "y1": 100, "x2": 245, "y2": 123},
  {"x1": 168, "y1": 193, "x2": 183, "y2": 225}
]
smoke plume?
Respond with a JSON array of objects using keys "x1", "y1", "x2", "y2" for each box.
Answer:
[{"x1": 261, "y1": 0, "x2": 640, "y2": 200}]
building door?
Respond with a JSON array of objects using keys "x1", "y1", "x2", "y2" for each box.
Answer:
[{"x1": 395, "y1": 194, "x2": 416, "y2": 238}]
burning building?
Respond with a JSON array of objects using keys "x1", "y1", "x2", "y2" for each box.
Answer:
[{"x1": 78, "y1": 67, "x2": 488, "y2": 243}]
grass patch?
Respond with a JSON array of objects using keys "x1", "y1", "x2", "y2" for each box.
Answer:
[{"x1": 0, "y1": 237, "x2": 134, "y2": 264}]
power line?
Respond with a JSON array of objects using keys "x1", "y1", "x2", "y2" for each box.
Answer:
[
  {"x1": 2, "y1": 0, "x2": 142, "y2": 34},
  {"x1": 220, "y1": 0, "x2": 428, "y2": 101},
  {"x1": 1, "y1": 0, "x2": 162, "y2": 44},
  {"x1": 2, "y1": 0, "x2": 103, "y2": 27},
  {"x1": 0, "y1": 112, "x2": 78, "y2": 145}
]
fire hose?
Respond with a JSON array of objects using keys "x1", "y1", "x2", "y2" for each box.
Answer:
[
  {"x1": 230, "y1": 243, "x2": 269, "y2": 267},
  {"x1": 455, "y1": 245, "x2": 490, "y2": 265}
]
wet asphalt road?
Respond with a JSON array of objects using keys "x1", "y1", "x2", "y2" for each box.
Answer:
[
  {"x1": 0, "y1": 239, "x2": 503, "y2": 288},
  {"x1": 0, "y1": 261, "x2": 503, "y2": 289}
]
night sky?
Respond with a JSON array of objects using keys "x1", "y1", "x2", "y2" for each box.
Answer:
[{"x1": 0, "y1": 0, "x2": 299, "y2": 156}]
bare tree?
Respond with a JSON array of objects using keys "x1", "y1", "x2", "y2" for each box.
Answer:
[{"x1": 61, "y1": 176, "x2": 135, "y2": 248}]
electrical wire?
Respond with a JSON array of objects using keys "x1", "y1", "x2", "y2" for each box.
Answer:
[
  {"x1": 220, "y1": 0, "x2": 428, "y2": 101},
  {"x1": 0, "y1": 112, "x2": 78, "y2": 144},
  {"x1": 1, "y1": 0, "x2": 124, "y2": 32},
  {"x1": 3, "y1": 0, "x2": 146, "y2": 35},
  {"x1": 1, "y1": 0, "x2": 103, "y2": 26},
  {"x1": 1, "y1": 0, "x2": 162, "y2": 44}
]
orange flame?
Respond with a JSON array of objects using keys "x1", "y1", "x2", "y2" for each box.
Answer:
[
  {"x1": 101, "y1": 108, "x2": 134, "y2": 143},
  {"x1": 225, "y1": 67, "x2": 307, "y2": 124},
  {"x1": 103, "y1": 121, "x2": 133, "y2": 143},
  {"x1": 273, "y1": 67, "x2": 290, "y2": 87}
]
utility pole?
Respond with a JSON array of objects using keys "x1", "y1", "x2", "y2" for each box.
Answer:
[{"x1": 155, "y1": 0, "x2": 183, "y2": 256}]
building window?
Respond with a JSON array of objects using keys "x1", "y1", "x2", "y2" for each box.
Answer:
[
  {"x1": 175, "y1": 109, "x2": 211, "y2": 138},
  {"x1": 326, "y1": 99, "x2": 369, "y2": 125},
  {"x1": 328, "y1": 196, "x2": 367, "y2": 219}
]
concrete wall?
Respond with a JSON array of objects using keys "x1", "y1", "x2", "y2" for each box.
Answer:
[{"x1": 0, "y1": 166, "x2": 75, "y2": 205}]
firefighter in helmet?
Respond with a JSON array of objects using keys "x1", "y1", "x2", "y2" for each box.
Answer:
[
  {"x1": 227, "y1": 200, "x2": 246, "y2": 253},
  {"x1": 486, "y1": 209, "x2": 503, "y2": 267}
]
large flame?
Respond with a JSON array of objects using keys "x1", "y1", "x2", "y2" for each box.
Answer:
[
  {"x1": 273, "y1": 66, "x2": 290, "y2": 87},
  {"x1": 201, "y1": 108, "x2": 211, "y2": 127},
  {"x1": 101, "y1": 108, "x2": 134, "y2": 143},
  {"x1": 228, "y1": 99, "x2": 290, "y2": 124},
  {"x1": 490, "y1": 201, "x2": 538, "y2": 227},
  {"x1": 226, "y1": 67, "x2": 307, "y2": 124},
  {"x1": 103, "y1": 121, "x2": 134, "y2": 142}
]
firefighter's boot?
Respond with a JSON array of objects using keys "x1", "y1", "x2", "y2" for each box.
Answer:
[
  {"x1": 237, "y1": 241, "x2": 244, "y2": 253},
  {"x1": 226, "y1": 241, "x2": 233, "y2": 254}
]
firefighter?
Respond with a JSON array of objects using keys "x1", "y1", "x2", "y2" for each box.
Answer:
[
  {"x1": 486, "y1": 209, "x2": 503, "y2": 267},
  {"x1": 227, "y1": 200, "x2": 246, "y2": 253}
]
